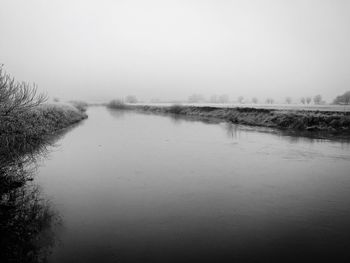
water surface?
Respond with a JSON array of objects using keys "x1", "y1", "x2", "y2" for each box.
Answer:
[{"x1": 36, "y1": 107, "x2": 350, "y2": 262}]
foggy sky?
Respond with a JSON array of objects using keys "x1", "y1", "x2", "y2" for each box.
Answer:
[{"x1": 1, "y1": 0, "x2": 349, "y2": 102}]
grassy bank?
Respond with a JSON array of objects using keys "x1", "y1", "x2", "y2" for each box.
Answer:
[
  {"x1": 1, "y1": 68, "x2": 88, "y2": 260},
  {"x1": 1, "y1": 67, "x2": 88, "y2": 164},
  {"x1": 0, "y1": 103, "x2": 87, "y2": 163},
  {"x1": 0, "y1": 104, "x2": 73, "y2": 263},
  {"x1": 109, "y1": 104, "x2": 350, "y2": 138},
  {"x1": 0, "y1": 102, "x2": 88, "y2": 216}
]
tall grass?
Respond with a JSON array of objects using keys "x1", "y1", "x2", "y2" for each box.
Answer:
[{"x1": 124, "y1": 104, "x2": 350, "y2": 136}]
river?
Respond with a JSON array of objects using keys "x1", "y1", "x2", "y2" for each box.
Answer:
[{"x1": 35, "y1": 106, "x2": 350, "y2": 262}]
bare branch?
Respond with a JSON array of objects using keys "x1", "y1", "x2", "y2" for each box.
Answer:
[{"x1": 0, "y1": 66, "x2": 47, "y2": 116}]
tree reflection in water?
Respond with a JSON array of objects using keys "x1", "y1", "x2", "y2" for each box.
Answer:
[{"x1": 0, "y1": 136, "x2": 61, "y2": 263}]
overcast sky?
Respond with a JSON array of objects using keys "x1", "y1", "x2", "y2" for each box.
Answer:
[{"x1": 1, "y1": 0, "x2": 349, "y2": 102}]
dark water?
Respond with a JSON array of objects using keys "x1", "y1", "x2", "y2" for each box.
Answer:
[{"x1": 30, "y1": 107, "x2": 350, "y2": 262}]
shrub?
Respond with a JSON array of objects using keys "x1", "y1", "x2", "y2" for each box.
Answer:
[
  {"x1": 0, "y1": 66, "x2": 87, "y2": 165},
  {"x1": 125, "y1": 95, "x2": 138, "y2": 103},
  {"x1": 69, "y1": 100, "x2": 88, "y2": 112},
  {"x1": 168, "y1": 104, "x2": 183, "y2": 114},
  {"x1": 107, "y1": 99, "x2": 128, "y2": 109}
]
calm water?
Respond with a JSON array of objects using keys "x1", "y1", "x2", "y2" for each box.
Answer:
[{"x1": 36, "y1": 107, "x2": 350, "y2": 262}]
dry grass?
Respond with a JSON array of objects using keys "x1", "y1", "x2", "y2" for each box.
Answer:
[{"x1": 120, "y1": 105, "x2": 350, "y2": 137}]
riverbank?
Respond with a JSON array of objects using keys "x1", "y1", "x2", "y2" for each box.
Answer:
[
  {"x1": 109, "y1": 104, "x2": 350, "y2": 138},
  {"x1": 0, "y1": 103, "x2": 79, "y2": 262},
  {"x1": 1, "y1": 102, "x2": 88, "y2": 196},
  {"x1": 0, "y1": 103, "x2": 87, "y2": 164}
]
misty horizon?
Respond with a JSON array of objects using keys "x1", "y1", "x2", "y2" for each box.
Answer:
[
  {"x1": 1, "y1": 0, "x2": 350, "y2": 102},
  {"x1": 2, "y1": 2, "x2": 350, "y2": 262}
]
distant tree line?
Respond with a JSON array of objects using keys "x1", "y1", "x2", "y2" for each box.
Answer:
[
  {"x1": 143, "y1": 91, "x2": 350, "y2": 106},
  {"x1": 211, "y1": 94, "x2": 230, "y2": 103},
  {"x1": 125, "y1": 95, "x2": 138, "y2": 103},
  {"x1": 333, "y1": 91, "x2": 350, "y2": 105},
  {"x1": 299, "y1": 95, "x2": 324, "y2": 105}
]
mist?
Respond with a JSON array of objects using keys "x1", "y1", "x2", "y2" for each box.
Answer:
[
  {"x1": 2, "y1": 2, "x2": 350, "y2": 261},
  {"x1": 1, "y1": 0, "x2": 349, "y2": 102}
]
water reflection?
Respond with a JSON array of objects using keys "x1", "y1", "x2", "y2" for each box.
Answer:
[
  {"x1": 107, "y1": 108, "x2": 126, "y2": 119},
  {"x1": 30, "y1": 108, "x2": 350, "y2": 262},
  {"x1": 108, "y1": 108, "x2": 350, "y2": 143},
  {"x1": 223, "y1": 122, "x2": 240, "y2": 139},
  {"x1": 0, "y1": 179, "x2": 61, "y2": 263},
  {"x1": 0, "y1": 135, "x2": 63, "y2": 263}
]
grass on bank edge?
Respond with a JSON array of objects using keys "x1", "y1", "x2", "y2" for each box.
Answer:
[
  {"x1": 106, "y1": 101, "x2": 350, "y2": 135},
  {"x1": 1, "y1": 65, "x2": 88, "y2": 166}
]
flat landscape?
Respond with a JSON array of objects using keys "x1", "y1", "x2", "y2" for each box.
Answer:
[{"x1": 2, "y1": 0, "x2": 350, "y2": 262}]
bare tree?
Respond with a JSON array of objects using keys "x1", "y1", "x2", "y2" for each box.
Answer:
[
  {"x1": 188, "y1": 94, "x2": 205, "y2": 103},
  {"x1": 237, "y1": 96, "x2": 244, "y2": 104},
  {"x1": 265, "y1": 98, "x2": 274, "y2": 104},
  {"x1": 285, "y1": 97, "x2": 292, "y2": 104},
  {"x1": 0, "y1": 66, "x2": 47, "y2": 116},
  {"x1": 125, "y1": 95, "x2": 138, "y2": 103},
  {"x1": 306, "y1": 97, "x2": 312, "y2": 104},
  {"x1": 300, "y1": 97, "x2": 306, "y2": 104},
  {"x1": 313, "y1": 95, "x2": 322, "y2": 105},
  {"x1": 218, "y1": 94, "x2": 229, "y2": 104},
  {"x1": 209, "y1": 95, "x2": 218, "y2": 103}
]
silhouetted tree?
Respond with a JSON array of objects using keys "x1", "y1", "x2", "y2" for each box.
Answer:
[{"x1": 300, "y1": 97, "x2": 306, "y2": 104}]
